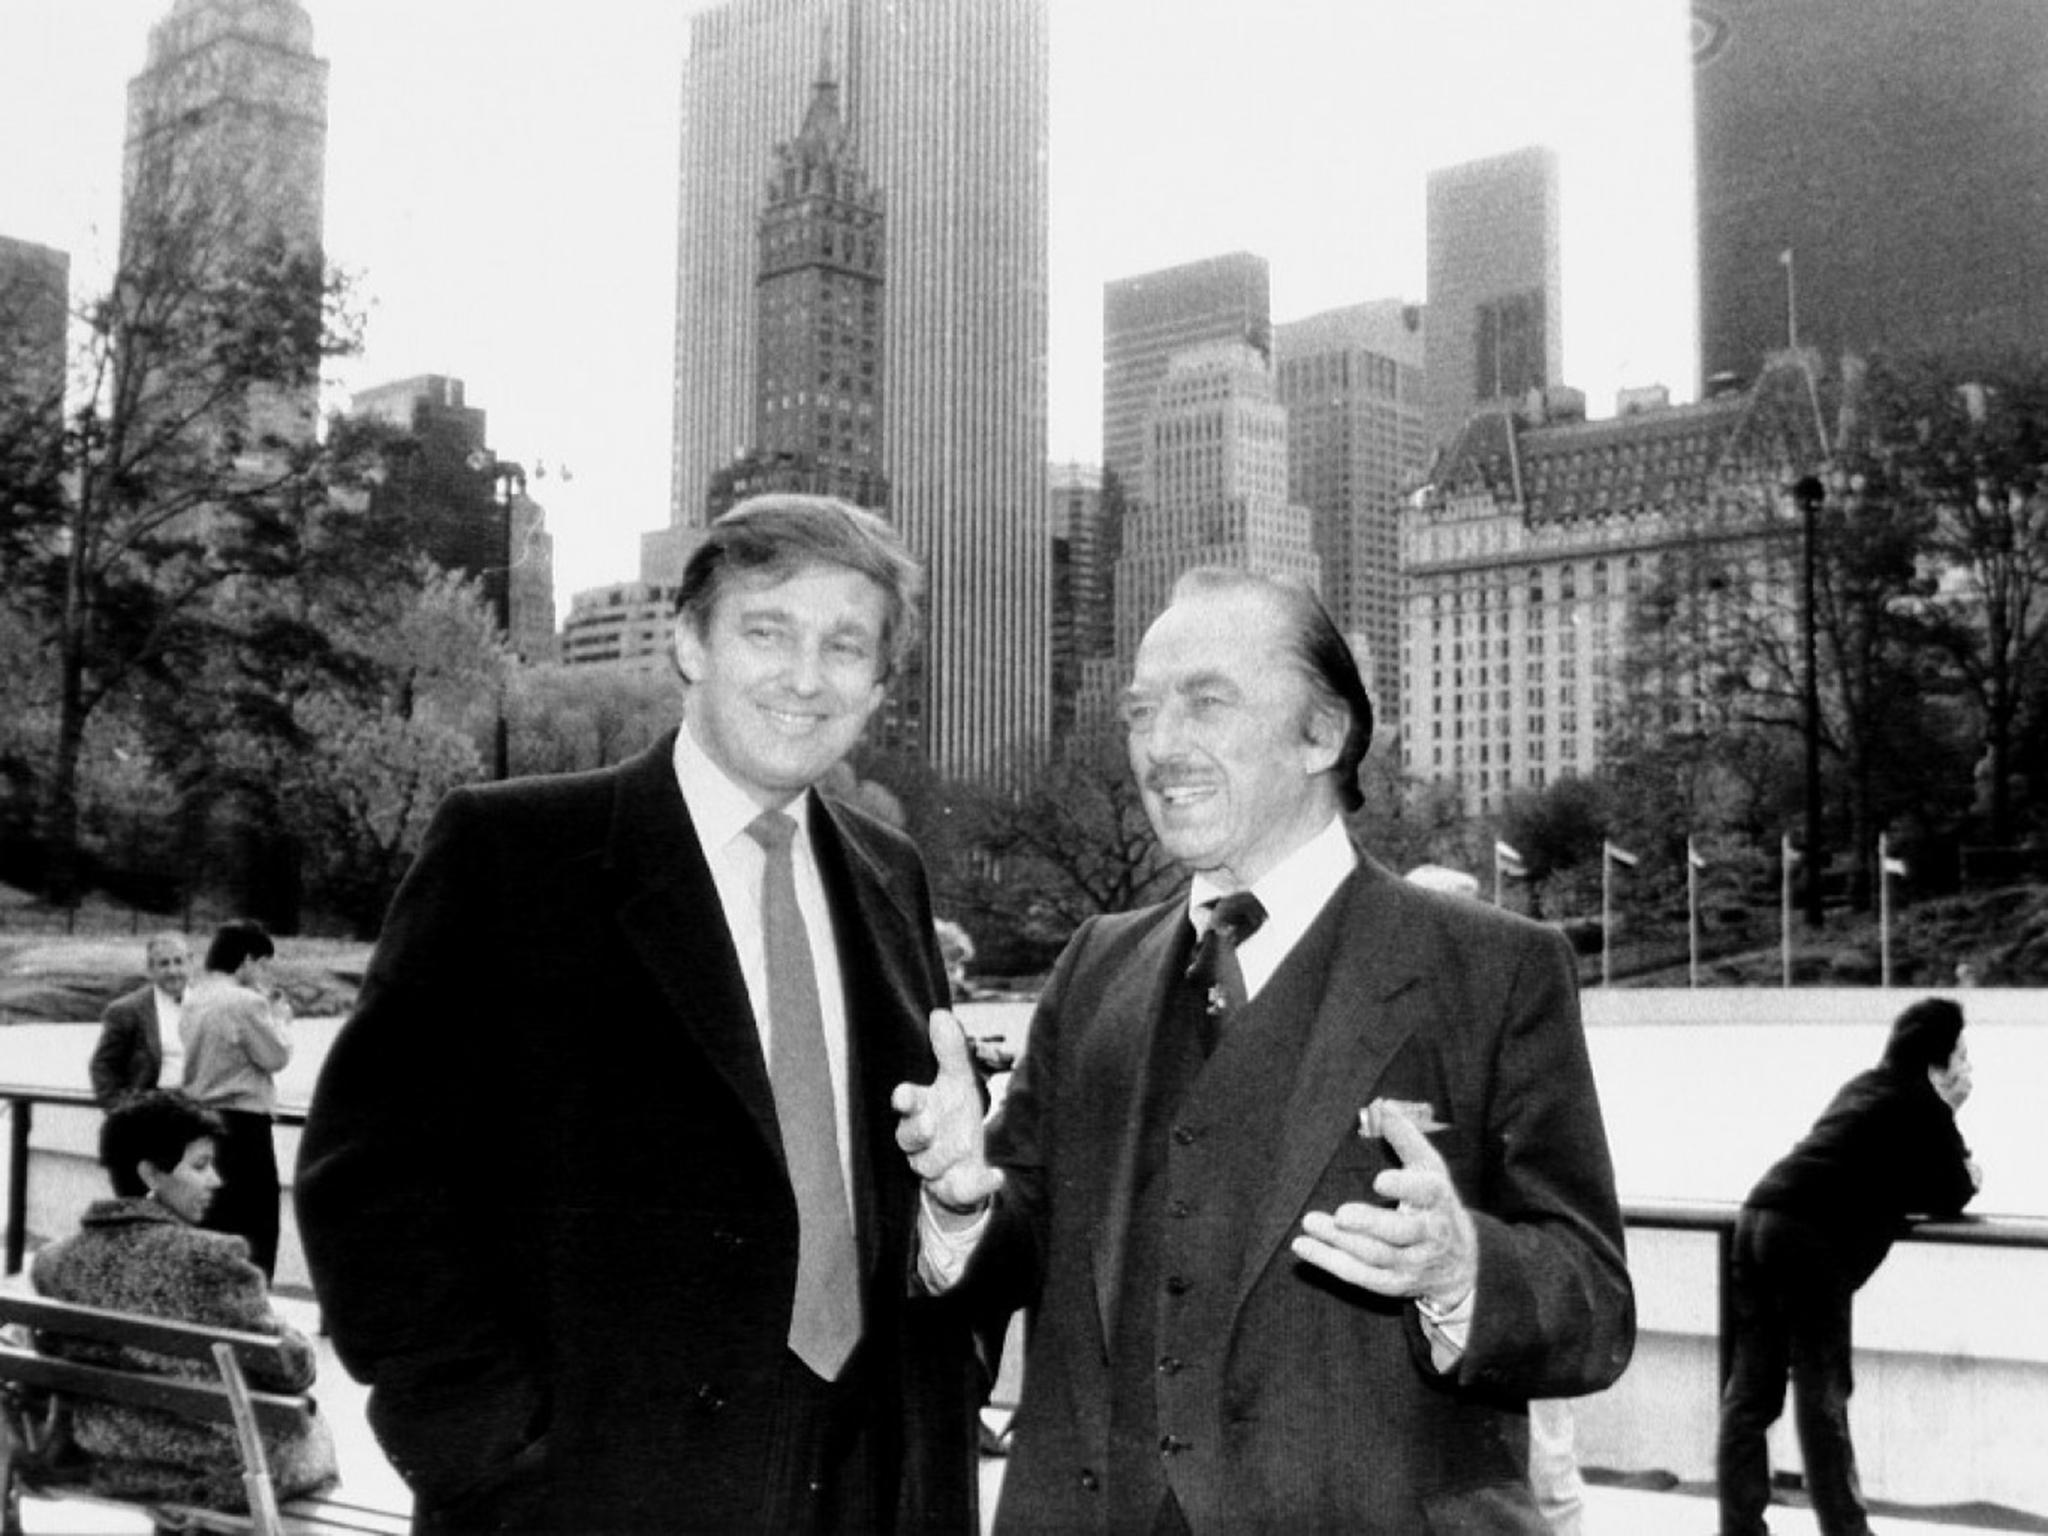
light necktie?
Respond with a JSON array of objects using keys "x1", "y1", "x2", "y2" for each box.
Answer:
[
  {"x1": 1185, "y1": 891, "x2": 1269, "y2": 1056},
  {"x1": 747, "y1": 810, "x2": 863, "y2": 1380}
]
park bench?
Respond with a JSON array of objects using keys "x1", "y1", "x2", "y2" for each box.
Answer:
[{"x1": 0, "y1": 1293, "x2": 408, "y2": 1536}]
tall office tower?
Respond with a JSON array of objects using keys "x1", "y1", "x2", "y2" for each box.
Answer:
[
  {"x1": 1047, "y1": 463, "x2": 1113, "y2": 746},
  {"x1": 1424, "y1": 147, "x2": 1562, "y2": 456},
  {"x1": 1102, "y1": 252, "x2": 1270, "y2": 507},
  {"x1": 1275, "y1": 300, "x2": 1429, "y2": 734},
  {"x1": 670, "y1": 0, "x2": 1049, "y2": 777},
  {"x1": 709, "y1": 59, "x2": 888, "y2": 518},
  {"x1": 1694, "y1": 0, "x2": 2048, "y2": 386},
  {"x1": 122, "y1": 0, "x2": 328, "y2": 449},
  {"x1": 0, "y1": 236, "x2": 70, "y2": 422},
  {"x1": 1109, "y1": 342, "x2": 1320, "y2": 673},
  {"x1": 350, "y1": 376, "x2": 556, "y2": 663}
]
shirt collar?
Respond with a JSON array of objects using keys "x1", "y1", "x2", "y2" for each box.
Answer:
[
  {"x1": 1186, "y1": 815, "x2": 1357, "y2": 935},
  {"x1": 672, "y1": 721, "x2": 814, "y2": 852}
]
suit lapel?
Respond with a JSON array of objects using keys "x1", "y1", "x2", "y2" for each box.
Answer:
[
  {"x1": 1088, "y1": 904, "x2": 1190, "y2": 1347},
  {"x1": 808, "y1": 793, "x2": 938, "y2": 1277},
  {"x1": 1230, "y1": 858, "x2": 1429, "y2": 1312},
  {"x1": 606, "y1": 733, "x2": 784, "y2": 1165}
]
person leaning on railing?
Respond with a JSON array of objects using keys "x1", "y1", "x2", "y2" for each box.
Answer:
[{"x1": 27, "y1": 1090, "x2": 337, "y2": 1512}]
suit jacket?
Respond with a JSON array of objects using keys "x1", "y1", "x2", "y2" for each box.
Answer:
[
  {"x1": 90, "y1": 985, "x2": 163, "y2": 1106},
  {"x1": 970, "y1": 853, "x2": 1635, "y2": 1536},
  {"x1": 295, "y1": 733, "x2": 979, "y2": 1535}
]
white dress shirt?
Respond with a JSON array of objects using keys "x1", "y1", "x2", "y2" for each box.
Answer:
[
  {"x1": 154, "y1": 986, "x2": 185, "y2": 1087},
  {"x1": 673, "y1": 723, "x2": 856, "y2": 1213}
]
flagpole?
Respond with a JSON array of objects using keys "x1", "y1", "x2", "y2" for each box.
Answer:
[
  {"x1": 1782, "y1": 246, "x2": 1799, "y2": 350},
  {"x1": 1688, "y1": 837, "x2": 1700, "y2": 989},
  {"x1": 1781, "y1": 832, "x2": 1794, "y2": 989},
  {"x1": 1880, "y1": 832, "x2": 1893, "y2": 988}
]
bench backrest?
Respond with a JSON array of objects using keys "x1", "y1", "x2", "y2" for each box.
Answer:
[{"x1": 0, "y1": 1293, "x2": 310, "y2": 1437}]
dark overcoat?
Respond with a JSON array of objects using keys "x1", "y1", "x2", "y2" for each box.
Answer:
[{"x1": 296, "y1": 732, "x2": 979, "y2": 1534}]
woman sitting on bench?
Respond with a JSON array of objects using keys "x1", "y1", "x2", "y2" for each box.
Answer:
[{"x1": 29, "y1": 1089, "x2": 338, "y2": 1510}]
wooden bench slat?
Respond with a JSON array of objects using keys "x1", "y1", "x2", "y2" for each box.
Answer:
[
  {"x1": 0, "y1": 1293, "x2": 297, "y2": 1374},
  {"x1": 0, "y1": 1343, "x2": 310, "y2": 1437}
]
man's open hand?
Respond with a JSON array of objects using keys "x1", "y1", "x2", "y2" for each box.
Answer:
[
  {"x1": 891, "y1": 1010, "x2": 1003, "y2": 1216},
  {"x1": 1291, "y1": 1100, "x2": 1478, "y2": 1308}
]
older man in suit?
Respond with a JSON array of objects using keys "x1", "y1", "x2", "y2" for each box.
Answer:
[
  {"x1": 89, "y1": 932, "x2": 191, "y2": 1106},
  {"x1": 297, "y1": 497, "x2": 979, "y2": 1536},
  {"x1": 899, "y1": 568, "x2": 1634, "y2": 1534}
]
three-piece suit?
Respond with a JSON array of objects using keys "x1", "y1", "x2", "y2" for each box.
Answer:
[{"x1": 968, "y1": 851, "x2": 1634, "y2": 1534}]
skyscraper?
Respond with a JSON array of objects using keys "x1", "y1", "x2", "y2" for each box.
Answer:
[
  {"x1": 0, "y1": 235, "x2": 70, "y2": 423},
  {"x1": 670, "y1": 0, "x2": 1049, "y2": 777},
  {"x1": 710, "y1": 59, "x2": 887, "y2": 518},
  {"x1": 121, "y1": 0, "x2": 328, "y2": 449},
  {"x1": 1047, "y1": 462, "x2": 1112, "y2": 746},
  {"x1": 1275, "y1": 300, "x2": 1429, "y2": 731},
  {"x1": 1424, "y1": 146, "x2": 1561, "y2": 455},
  {"x1": 350, "y1": 376, "x2": 556, "y2": 663},
  {"x1": 1110, "y1": 341, "x2": 1319, "y2": 670},
  {"x1": 1101, "y1": 252, "x2": 1271, "y2": 507},
  {"x1": 1693, "y1": 0, "x2": 2048, "y2": 386}
]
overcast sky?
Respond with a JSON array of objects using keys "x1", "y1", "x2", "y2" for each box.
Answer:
[{"x1": 0, "y1": 0, "x2": 1698, "y2": 607}]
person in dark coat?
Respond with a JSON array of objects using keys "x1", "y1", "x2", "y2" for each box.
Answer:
[
  {"x1": 896, "y1": 569, "x2": 1634, "y2": 1534},
  {"x1": 1716, "y1": 997, "x2": 1981, "y2": 1536},
  {"x1": 88, "y1": 932, "x2": 191, "y2": 1106},
  {"x1": 31, "y1": 1090, "x2": 336, "y2": 1511},
  {"x1": 296, "y1": 495, "x2": 980, "y2": 1536}
]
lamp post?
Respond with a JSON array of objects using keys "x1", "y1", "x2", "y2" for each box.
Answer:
[
  {"x1": 470, "y1": 453, "x2": 526, "y2": 780},
  {"x1": 1792, "y1": 473, "x2": 1826, "y2": 929}
]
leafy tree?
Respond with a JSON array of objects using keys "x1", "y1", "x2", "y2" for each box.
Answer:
[
  {"x1": 510, "y1": 664, "x2": 682, "y2": 777},
  {"x1": 0, "y1": 168, "x2": 368, "y2": 907}
]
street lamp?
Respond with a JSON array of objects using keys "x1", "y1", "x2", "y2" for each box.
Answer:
[
  {"x1": 1792, "y1": 473, "x2": 1826, "y2": 929},
  {"x1": 468, "y1": 452, "x2": 526, "y2": 780}
]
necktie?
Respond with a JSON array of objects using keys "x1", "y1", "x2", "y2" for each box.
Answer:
[
  {"x1": 747, "y1": 810, "x2": 863, "y2": 1380},
  {"x1": 1185, "y1": 891, "x2": 1268, "y2": 1056}
]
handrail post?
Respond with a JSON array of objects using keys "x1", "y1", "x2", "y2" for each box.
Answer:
[
  {"x1": 1716, "y1": 1220, "x2": 1736, "y2": 1394},
  {"x1": 6, "y1": 1098, "x2": 31, "y2": 1276}
]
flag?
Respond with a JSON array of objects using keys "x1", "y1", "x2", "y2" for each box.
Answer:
[
  {"x1": 1687, "y1": 840, "x2": 1707, "y2": 870},
  {"x1": 1779, "y1": 247, "x2": 1794, "y2": 268},
  {"x1": 1494, "y1": 840, "x2": 1525, "y2": 874},
  {"x1": 1605, "y1": 841, "x2": 1639, "y2": 869},
  {"x1": 1882, "y1": 854, "x2": 1907, "y2": 877}
]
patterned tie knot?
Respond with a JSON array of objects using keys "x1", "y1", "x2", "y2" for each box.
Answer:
[
  {"x1": 1207, "y1": 891, "x2": 1267, "y2": 946},
  {"x1": 746, "y1": 809, "x2": 798, "y2": 855}
]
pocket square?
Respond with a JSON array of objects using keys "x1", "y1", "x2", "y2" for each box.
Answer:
[{"x1": 1358, "y1": 1098, "x2": 1448, "y2": 1138}]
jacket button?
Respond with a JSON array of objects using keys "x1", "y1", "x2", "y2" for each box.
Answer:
[
  {"x1": 1077, "y1": 1468, "x2": 1100, "y2": 1492},
  {"x1": 1157, "y1": 1355, "x2": 1184, "y2": 1375},
  {"x1": 1172, "y1": 1125, "x2": 1197, "y2": 1146},
  {"x1": 1165, "y1": 1274, "x2": 1191, "y2": 1296},
  {"x1": 694, "y1": 1383, "x2": 726, "y2": 1411},
  {"x1": 1159, "y1": 1433, "x2": 1189, "y2": 1457},
  {"x1": 1167, "y1": 1198, "x2": 1192, "y2": 1218}
]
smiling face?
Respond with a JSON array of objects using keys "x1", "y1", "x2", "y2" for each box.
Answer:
[
  {"x1": 145, "y1": 936, "x2": 190, "y2": 1001},
  {"x1": 141, "y1": 1136, "x2": 220, "y2": 1226},
  {"x1": 1123, "y1": 585, "x2": 1344, "y2": 889},
  {"x1": 674, "y1": 563, "x2": 889, "y2": 810}
]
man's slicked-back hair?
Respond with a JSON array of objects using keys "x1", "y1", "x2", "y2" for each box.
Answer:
[
  {"x1": 674, "y1": 494, "x2": 923, "y2": 683},
  {"x1": 1169, "y1": 567, "x2": 1374, "y2": 812},
  {"x1": 203, "y1": 917, "x2": 274, "y2": 976}
]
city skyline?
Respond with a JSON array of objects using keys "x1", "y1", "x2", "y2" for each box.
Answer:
[{"x1": 0, "y1": 0, "x2": 1697, "y2": 612}]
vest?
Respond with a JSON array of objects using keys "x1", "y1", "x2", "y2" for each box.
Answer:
[{"x1": 1105, "y1": 895, "x2": 1348, "y2": 1531}]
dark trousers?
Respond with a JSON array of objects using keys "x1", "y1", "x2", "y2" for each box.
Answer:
[
  {"x1": 1716, "y1": 1207, "x2": 1870, "y2": 1536},
  {"x1": 760, "y1": 1345, "x2": 888, "y2": 1536},
  {"x1": 208, "y1": 1108, "x2": 281, "y2": 1281}
]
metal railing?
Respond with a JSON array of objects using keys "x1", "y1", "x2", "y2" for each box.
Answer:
[
  {"x1": 5, "y1": 1081, "x2": 2046, "y2": 1364},
  {"x1": 0, "y1": 1083, "x2": 309, "y2": 1275},
  {"x1": 1623, "y1": 1196, "x2": 2048, "y2": 1389}
]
